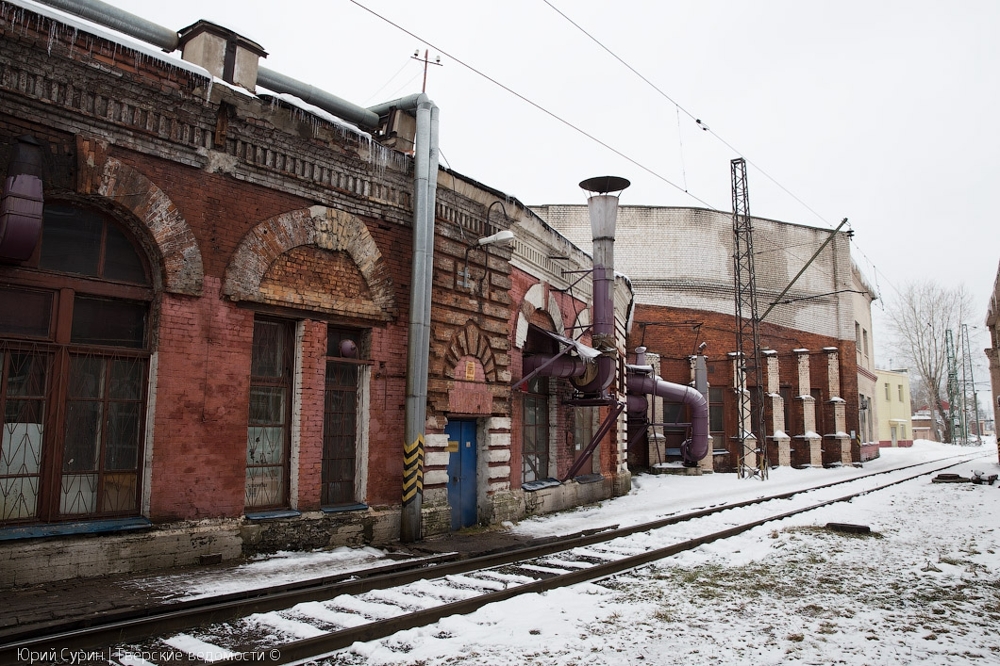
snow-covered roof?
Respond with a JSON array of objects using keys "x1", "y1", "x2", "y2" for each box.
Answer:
[{"x1": 3, "y1": 0, "x2": 210, "y2": 81}]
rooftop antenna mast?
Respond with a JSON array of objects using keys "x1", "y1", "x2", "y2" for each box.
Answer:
[
  {"x1": 731, "y1": 158, "x2": 768, "y2": 479},
  {"x1": 412, "y1": 49, "x2": 442, "y2": 93}
]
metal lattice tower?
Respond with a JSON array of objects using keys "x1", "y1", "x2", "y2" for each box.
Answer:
[
  {"x1": 960, "y1": 324, "x2": 979, "y2": 442},
  {"x1": 731, "y1": 158, "x2": 768, "y2": 479},
  {"x1": 945, "y1": 329, "x2": 961, "y2": 444}
]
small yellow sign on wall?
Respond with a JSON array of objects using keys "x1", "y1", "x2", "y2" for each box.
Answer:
[
  {"x1": 465, "y1": 361, "x2": 476, "y2": 381},
  {"x1": 447, "y1": 440, "x2": 459, "y2": 452}
]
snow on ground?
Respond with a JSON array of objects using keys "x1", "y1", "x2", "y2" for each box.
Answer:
[
  {"x1": 130, "y1": 546, "x2": 390, "y2": 601},
  {"x1": 322, "y1": 440, "x2": 1000, "y2": 665},
  {"x1": 128, "y1": 440, "x2": 1000, "y2": 664}
]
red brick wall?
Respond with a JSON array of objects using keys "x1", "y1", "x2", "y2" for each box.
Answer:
[
  {"x1": 112, "y1": 151, "x2": 312, "y2": 279},
  {"x1": 295, "y1": 319, "x2": 327, "y2": 511},
  {"x1": 367, "y1": 323, "x2": 409, "y2": 505},
  {"x1": 631, "y1": 303, "x2": 862, "y2": 466},
  {"x1": 149, "y1": 277, "x2": 253, "y2": 521}
]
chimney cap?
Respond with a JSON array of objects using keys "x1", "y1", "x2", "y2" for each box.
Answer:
[
  {"x1": 579, "y1": 176, "x2": 630, "y2": 194},
  {"x1": 178, "y1": 20, "x2": 268, "y2": 57}
]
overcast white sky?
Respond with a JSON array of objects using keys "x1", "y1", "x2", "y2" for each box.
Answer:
[{"x1": 72, "y1": 1, "x2": 1000, "y2": 371}]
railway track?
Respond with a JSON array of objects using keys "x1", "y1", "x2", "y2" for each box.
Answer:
[{"x1": 2, "y1": 451, "x2": 988, "y2": 665}]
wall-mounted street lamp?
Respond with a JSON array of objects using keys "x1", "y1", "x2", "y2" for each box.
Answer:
[
  {"x1": 476, "y1": 229, "x2": 514, "y2": 247},
  {"x1": 460, "y1": 229, "x2": 514, "y2": 290},
  {"x1": 459, "y1": 202, "x2": 514, "y2": 290}
]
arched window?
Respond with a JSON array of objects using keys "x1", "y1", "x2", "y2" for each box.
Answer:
[{"x1": 0, "y1": 203, "x2": 152, "y2": 526}]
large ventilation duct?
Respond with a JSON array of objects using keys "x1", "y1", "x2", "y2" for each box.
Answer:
[
  {"x1": 0, "y1": 136, "x2": 44, "y2": 261},
  {"x1": 626, "y1": 368, "x2": 710, "y2": 465},
  {"x1": 518, "y1": 176, "x2": 629, "y2": 398}
]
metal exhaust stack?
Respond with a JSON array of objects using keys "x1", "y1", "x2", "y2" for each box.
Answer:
[{"x1": 575, "y1": 176, "x2": 630, "y2": 395}]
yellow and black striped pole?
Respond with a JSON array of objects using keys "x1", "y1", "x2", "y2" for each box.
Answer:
[{"x1": 402, "y1": 433, "x2": 424, "y2": 508}]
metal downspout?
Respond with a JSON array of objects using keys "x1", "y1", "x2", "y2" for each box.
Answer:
[{"x1": 401, "y1": 95, "x2": 433, "y2": 543}]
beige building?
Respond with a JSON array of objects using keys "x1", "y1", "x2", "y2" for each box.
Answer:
[
  {"x1": 875, "y1": 369, "x2": 913, "y2": 447},
  {"x1": 852, "y1": 264, "x2": 880, "y2": 459}
]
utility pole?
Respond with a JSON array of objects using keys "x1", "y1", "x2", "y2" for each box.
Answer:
[
  {"x1": 731, "y1": 158, "x2": 767, "y2": 480},
  {"x1": 412, "y1": 49, "x2": 442, "y2": 93}
]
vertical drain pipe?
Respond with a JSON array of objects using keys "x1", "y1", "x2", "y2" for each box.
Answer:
[{"x1": 402, "y1": 95, "x2": 434, "y2": 542}]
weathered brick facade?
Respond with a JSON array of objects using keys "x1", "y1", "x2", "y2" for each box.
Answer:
[{"x1": 4, "y1": 2, "x2": 610, "y2": 585}]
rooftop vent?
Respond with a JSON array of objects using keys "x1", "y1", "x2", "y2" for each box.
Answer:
[{"x1": 177, "y1": 20, "x2": 267, "y2": 92}]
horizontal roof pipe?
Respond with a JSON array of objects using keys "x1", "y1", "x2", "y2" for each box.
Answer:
[
  {"x1": 256, "y1": 68, "x2": 381, "y2": 130},
  {"x1": 33, "y1": 0, "x2": 408, "y2": 131},
  {"x1": 35, "y1": 0, "x2": 180, "y2": 51}
]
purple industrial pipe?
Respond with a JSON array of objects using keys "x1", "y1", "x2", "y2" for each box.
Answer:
[
  {"x1": 0, "y1": 136, "x2": 44, "y2": 261},
  {"x1": 627, "y1": 374, "x2": 709, "y2": 464},
  {"x1": 522, "y1": 354, "x2": 590, "y2": 379}
]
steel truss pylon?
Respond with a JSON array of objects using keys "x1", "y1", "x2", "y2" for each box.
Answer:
[
  {"x1": 731, "y1": 158, "x2": 768, "y2": 479},
  {"x1": 946, "y1": 329, "x2": 961, "y2": 444},
  {"x1": 960, "y1": 323, "x2": 979, "y2": 443}
]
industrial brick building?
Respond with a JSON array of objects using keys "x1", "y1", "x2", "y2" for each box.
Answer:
[
  {"x1": 0, "y1": 0, "x2": 633, "y2": 585},
  {"x1": 0, "y1": 0, "x2": 882, "y2": 588},
  {"x1": 532, "y1": 205, "x2": 880, "y2": 471}
]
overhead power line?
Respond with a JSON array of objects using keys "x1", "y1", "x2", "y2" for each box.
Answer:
[
  {"x1": 540, "y1": 0, "x2": 837, "y2": 232},
  {"x1": 350, "y1": 0, "x2": 885, "y2": 302},
  {"x1": 347, "y1": 0, "x2": 717, "y2": 211}
]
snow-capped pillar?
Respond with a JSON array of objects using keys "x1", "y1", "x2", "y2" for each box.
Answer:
[
  {"x1": 824, "y1": 347, "x2": 852, "y2": 465},
  {"x1": 729, "y1": 351, "x2": 756, "y2": 470},
  {"x1": 763, "y1": 350, "x2": 791, "y2": 467},
  {"x1": 691, "y1": 354, "x2": 714, "y2": 473},
  {"x1": 793, "y1": 349, "x2": 822, "y2": 467}
]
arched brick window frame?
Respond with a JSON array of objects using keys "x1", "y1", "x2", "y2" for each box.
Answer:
[
  {"x1": 77, "y1": 155, "x2": 204, "y2": 296},
  {"x1": 222, "y1": 206, "x2": 397, "y2": 320},
  {"x1": 514, "y1": 282, "x2": 571, "y2": 350}
]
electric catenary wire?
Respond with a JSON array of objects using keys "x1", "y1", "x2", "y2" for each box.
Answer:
[
  {"x1": 541, "y1": 0, "x2": 900, "y2": 303},
  {"x1": 350, "y1": 0, "x2": 889, "y2": 308},
  {"x1": 540, "y1": 0, "x2": 837, "y2": 233},
  {"x1": 346, "y1": 0, "x2": 718, "y2": 212}
]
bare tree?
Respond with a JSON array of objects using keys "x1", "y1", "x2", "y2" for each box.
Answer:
[{"x1": 885, "y1": 281, "x2": 973, "y2": 442}]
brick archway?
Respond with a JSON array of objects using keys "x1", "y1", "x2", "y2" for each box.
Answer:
[
  {"x1": 514, "y1": 282, "x2": 569, "y2": 349},
  {"x1": 79, "y1": 154, "x2": 204, "y2": 295},
  {"x1": 444, "y1": 321, "x2": 498, "y2": 382},
  {"x1": 223, "y1": 206, "x2": 397, "y2": 319}
]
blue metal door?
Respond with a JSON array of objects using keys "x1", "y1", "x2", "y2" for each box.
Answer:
[{"x1": 445, "y1": 419, "x2": 477, "y2": 530}]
